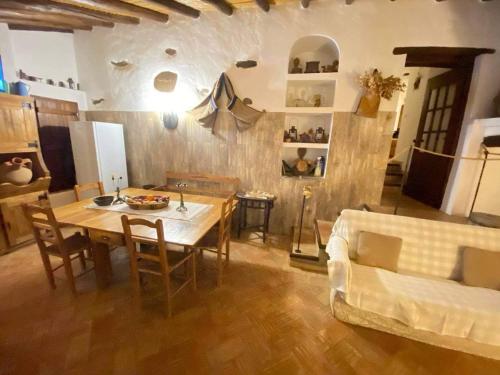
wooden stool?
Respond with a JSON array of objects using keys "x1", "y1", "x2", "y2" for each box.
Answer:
[{"x1": 236, "y1": 193, "x2": 276, "y2": 242}]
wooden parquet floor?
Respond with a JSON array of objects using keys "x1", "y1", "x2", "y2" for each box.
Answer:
[{"x1": 1, "y1": 234, "x2": 499, "y2": 375}]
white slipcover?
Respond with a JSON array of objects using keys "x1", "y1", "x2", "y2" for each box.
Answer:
[{"x1": 326, "y1": 209, "x2": 500, "y2": 347}]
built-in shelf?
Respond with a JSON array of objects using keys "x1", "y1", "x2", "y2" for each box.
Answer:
[
  {"x1": 285, "y1": 107, "x2": 334, "y2": 114},
  {"x1": 283, "y1": 142, "x2": 329, "y2": 149},
  {"x1": 281, "y1": 175, "x2": 325, "y2": 180},
  {"x1": 287, "y1": 73, "x2": 337, "y2": 81}
]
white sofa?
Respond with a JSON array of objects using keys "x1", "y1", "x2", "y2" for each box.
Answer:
[{"x1": 326, "y1": 209, "x2": 500, "y2": 359}]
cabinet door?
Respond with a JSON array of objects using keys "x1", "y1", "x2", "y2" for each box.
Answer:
[
  {"x1": 0, "y1": 93, "x2": 39, "y2": 152},
  {"x1": 0, "y1": 192, "x2": 47, "y2": 247}
]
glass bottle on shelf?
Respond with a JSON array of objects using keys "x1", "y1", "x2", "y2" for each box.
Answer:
[{"x1": 289, "y1": 126, "x2": 298, "y2": 142}]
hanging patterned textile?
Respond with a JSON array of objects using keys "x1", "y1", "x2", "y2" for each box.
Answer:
[{"x1": 189, "y1": 73, "x2": 263, "y2": 133}]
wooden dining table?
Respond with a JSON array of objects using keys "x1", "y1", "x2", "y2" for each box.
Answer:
[{"x1": 52, "y1": 188, "x2": 228, "y2": 289}]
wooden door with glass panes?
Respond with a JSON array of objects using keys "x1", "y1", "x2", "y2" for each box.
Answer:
[{"x1": 404, "y1": 69, "x2": 470, "y2": 208}]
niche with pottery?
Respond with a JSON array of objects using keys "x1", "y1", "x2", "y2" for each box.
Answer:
[{"x1": 281, "y1": 35, "x2": 338, "y2": 179}]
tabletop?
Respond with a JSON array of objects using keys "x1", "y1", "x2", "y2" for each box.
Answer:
[{"x1": 53, "y1": 188, "x2": 228, "y2": 246}]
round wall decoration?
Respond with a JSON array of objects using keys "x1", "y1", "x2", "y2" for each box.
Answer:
[{"x1": 154, "y1": 71, "x2": 178, "y2": 92}]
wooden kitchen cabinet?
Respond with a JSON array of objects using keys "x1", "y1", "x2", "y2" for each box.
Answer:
[{"x1": 0, "y1": 93, "x2": 51, "y2": 254}]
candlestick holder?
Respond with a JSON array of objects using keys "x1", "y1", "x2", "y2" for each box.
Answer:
[
  {"x1": 112, "y1": 175, "x2": 126, "y2": 205},
  {"x1": 176, "y1": 183, "x2": 188, "y2": 212}
]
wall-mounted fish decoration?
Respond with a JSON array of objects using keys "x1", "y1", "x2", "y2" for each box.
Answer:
[
  {"x1": 110, "y1": 60, "x2": 131, "y2": 68},
  {"x1": 154, "y1": 71, "x2": 178, "y2": 92},
  {"x1": 165, "y1": 48, "x2": 177, "y2": 57},
  {"x1": 236, "y1": 60, "x2": 257, "y2": 69},
  {"x1": 92, "y1": 98, "x2": 105, "y2": 105}
]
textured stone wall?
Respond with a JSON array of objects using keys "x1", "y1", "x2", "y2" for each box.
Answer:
[{"x1": 84, "y1": 110, "x2": 394, "y2": 233}]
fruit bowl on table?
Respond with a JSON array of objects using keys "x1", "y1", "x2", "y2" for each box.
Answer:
[{"x1": 125, "y1": 195, "x2": 170, "y2": 210}]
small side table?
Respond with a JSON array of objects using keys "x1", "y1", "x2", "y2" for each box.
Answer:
[{"x1": 236, "y1": 193, "x2": 276, "y2": 242}]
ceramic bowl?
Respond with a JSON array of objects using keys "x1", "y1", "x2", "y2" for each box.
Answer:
[{"x1": 93, "y1": 196, "x2": 114, "y2": 206}]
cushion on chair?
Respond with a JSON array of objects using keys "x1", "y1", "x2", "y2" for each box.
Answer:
[
  {"x1": 463, "y1": 247, "x2": 500, "y2": 290},
  {"x1": 356, "y1": 231, "x2": 402, "y2": 272}
]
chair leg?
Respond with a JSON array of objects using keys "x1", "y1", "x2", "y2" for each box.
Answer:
[
  {"x1": 191, "y1": 254, "x2": 197, "y2": 291},
  {"x1": 39, "y1": 250, "x2": 56, "y2": 289},
  {"x1": 78, "y1": 251, "x2": 86, "y2": 270},
  {"x1": 183, "y1": 247, "x2": 189, "y2": 278},
  {"x1": 62, "y1": 255, "x2": 77, "y2": 296},
  {"x1": 164, "y1": 273, "x2": 172, "y2": 318},
  {"x1": 225, "y1": 237, "x2": 230, "y2": 265},
  {"x1": 216, "y1": 246, "x2": 223, "y2": 287}
]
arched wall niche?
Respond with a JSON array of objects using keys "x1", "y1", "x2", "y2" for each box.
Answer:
[{"x1": 288, "y1": 35, "x2": 340, "y2": 74}]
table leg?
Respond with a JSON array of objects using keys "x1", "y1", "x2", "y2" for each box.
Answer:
[
  {"x1": 237, "y1": 201, "x2": 243, "y2": 238},
  {"x1": 91, "y1": 240, "x2": 112, "y2": 289},
  {"x1": 263, "y1": 203, "x2": 271, "y2": 243}
]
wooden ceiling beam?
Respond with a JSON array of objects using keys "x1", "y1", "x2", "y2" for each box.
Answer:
[
  {"x1": 141, "y1": 0, "x2": 200, "y2": 18},
  {"x1": 200, "y1": 0, "x2": 233, "y2": 16},
  {"x1": 23, "y1": 0, "x2": 141, "y2": 24},
  {"x1": 0, "y1": 16, "x2": 92, "y2": 31},
  {"x1": 8, "y1": 24, "x2": 74, "y2": 33},
  {"x1": 55, "y1": 0, "x2": 169, "y2": 23},
  {"x1": 0, "y1": 7, "x2": 114, "y2": 28},
  {"x1": 255, "y1": 0, "x2": 270, "y2": 12},
  {"x1": 300, "y1": 0, "x2": 310, "y2": 8},
  {"x1": 0, "y1": 1, "x2": 114, "y2": 26}
]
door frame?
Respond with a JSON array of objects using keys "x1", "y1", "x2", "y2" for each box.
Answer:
[{"x1": 392, "y1": 46, "x2": 495, "y2": 209}]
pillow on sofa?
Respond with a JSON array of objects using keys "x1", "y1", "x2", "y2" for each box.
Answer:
[
  {"x1": 463, "y1": 247, "x2": 500, "y2": 290},
  {"x1": 356, "y1": 231, "x2": 402, "y2": 272}
]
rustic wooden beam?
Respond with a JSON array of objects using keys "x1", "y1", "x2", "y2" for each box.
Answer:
[
  {"x1": 255, "y1": 0, "x2": 270, "y2": 12},
  {"x1": 142, "y1": 0, "x2": 201, "y2": 18},
  {"x1": 201, "y1": 0, "x2": 233, "y2": 16},
  {"x1": 8, "y1": 24, "x2": 73, "y2": 33},
  {"x1": 0, "y1": 1, "x2": 115, "y2": 26},
  {"x1": 300, "y1": 0, "x2": 310, "y2": 8},
  {"x1": 56, "y1": 0, "x2": 169, "y2": 23},
  {"x1": 24, "y1": 0, "x2": 140, "y2": 24},
  {"x1": 0, "y1": 7, "x2": 114, "y2": 28},
  {"x1": 0, "y1": 16, "x2": 92, "y2": 30}
]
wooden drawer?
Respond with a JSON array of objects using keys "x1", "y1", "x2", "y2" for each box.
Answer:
[{"x1": 89, "y1": 229, "x2": 124, "y2": 247}]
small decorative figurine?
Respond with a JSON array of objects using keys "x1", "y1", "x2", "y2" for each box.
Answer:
[
  {"x1": 67, "y1": 78, "x2": 75, "y2": 89},
  {"x1": 315, "y1": 127, "x2": 325, "y2": 142},
  {"x1": 312, "y1": 94, "x2": 321, "y2": 107},
  {"x1": 305, "y1": 61, "x2": 320, "y2": 73},
  {"x1": 290, "y1": 57, "x2": 303, "y2": 74},
  {"x1": 46, "y1": 79, "x2": 54, "y2": 85},
  {"x1": 176, "y1": 183, "x2": 188, "y2": 212},
  {"x1": 322, "y1": 60, "x2": 339, "y2": 73},
  {"x1": 289, "y1": 126, "x2": 298, "y2": 141}
]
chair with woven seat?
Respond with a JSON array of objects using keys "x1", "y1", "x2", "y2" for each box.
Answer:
[
  {"x1": 197, "y1": 195, "x2": 234, "y2": 287},
  {"x1": 73, "y1": 181, "x2": 105, "y2": 201},
  {"x1": 23, "y1": 203, "x2": 93, "y2": 296},
  {"x1": 121, "y1": 215, "x2": 197, "y2": 317}
]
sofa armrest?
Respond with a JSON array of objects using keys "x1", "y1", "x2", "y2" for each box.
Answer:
[{"x1": 326, "y1": 235, "x2": 352, "y2": 295}]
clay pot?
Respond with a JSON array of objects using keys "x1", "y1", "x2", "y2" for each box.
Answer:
[
  {"x1": 356, "y1": 89, "x2": 381, "y2": 118},
  {"x1": 0, "y1": 157, "x2": 33, "y2": 185}
]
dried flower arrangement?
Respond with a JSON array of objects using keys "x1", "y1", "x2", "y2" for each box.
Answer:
[{"x1": 358, "y1": 69, "x2": 406, "y2": 100}]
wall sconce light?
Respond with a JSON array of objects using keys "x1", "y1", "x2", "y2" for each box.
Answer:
[{"x1": 163, "y1": 112, "x2": 178, "y2": 129}]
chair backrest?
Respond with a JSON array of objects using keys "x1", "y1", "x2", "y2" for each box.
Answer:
[
  {"x1": 163, "y1": 171, "x2": 240, "y2": 198},
  {"x1": 74, "y1": 181, "x2": 105, "y2": 201},
  {"x1": 22, "y1": 203, "x2": 66, "y2": 255},
  {"x1": 121, "y1": 215, "x2": 170, "y2": 270},
  {"x1": 217, "y1": 195, "x2": 235, "y2": 247}
]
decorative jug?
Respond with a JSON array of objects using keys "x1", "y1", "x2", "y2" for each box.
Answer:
[{"x1": 0, "y1": 157, "x2": 33, "y2": 185}]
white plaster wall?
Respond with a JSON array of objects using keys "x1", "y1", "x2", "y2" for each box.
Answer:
[
  {"x1": 9, "y1": 30, "x2": 79, "y2": 84},
  {"x1": 0, "y1": 27, "x2": 88, "y2": 108},
  {"x1": 73, "y1": 0, "x2": 500, "y2": 117}
]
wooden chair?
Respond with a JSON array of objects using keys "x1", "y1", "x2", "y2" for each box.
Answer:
[
  {"x1": 157, "y1": 172, "x2": 240, "y2": 198},
  {"x1": 197, "y1": 195, "x2": 234, "y2": 287},
  {"x1": 22, "y1": 203, "x2": 93, "y2": 296},
  {"x1": 121, "y1": 216, "x2": 197, "y2": 317},
  {"x1": 73, "y1": 181, "x2": 105, "y2": 201}
]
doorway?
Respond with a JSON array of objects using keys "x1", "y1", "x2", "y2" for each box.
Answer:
[{"x1": 390, "y1": 47, "x2": 494, "y2": 210}]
